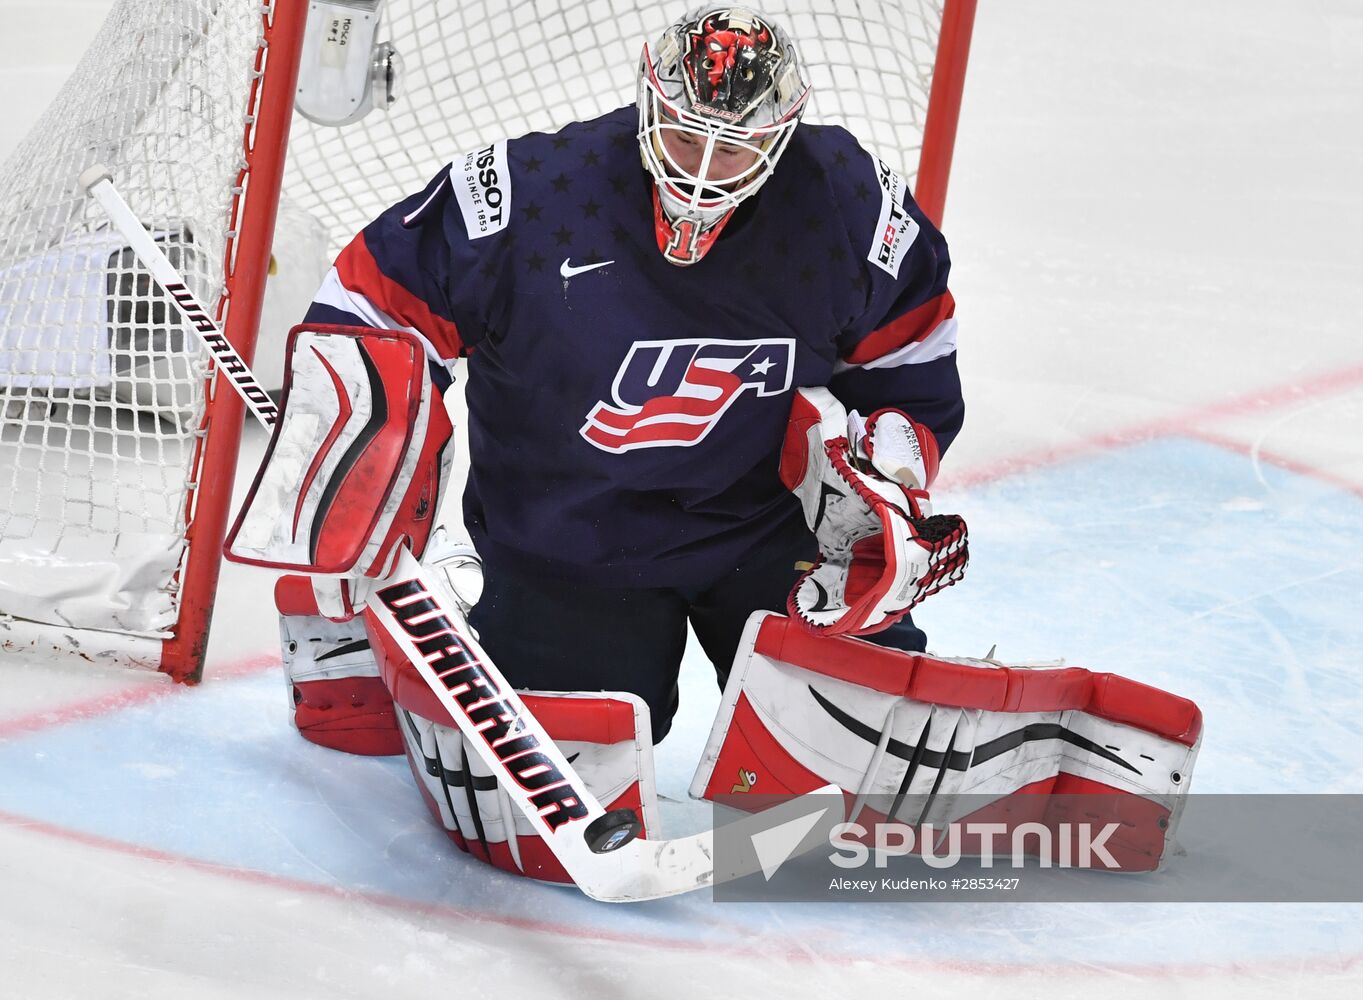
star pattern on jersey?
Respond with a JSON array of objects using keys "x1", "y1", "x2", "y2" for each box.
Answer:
[
  {"x1": 501, "y1": 121, "x2": 660, "y2": 289},
  {"x1": 502, "y1": 114, "x2": 886, "y2": 310}
]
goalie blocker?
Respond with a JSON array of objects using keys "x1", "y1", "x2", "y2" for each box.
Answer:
[
  {"x1": 225, "y1": 323, "x2": 452, "y2": 580},
  {"x1": 224, "y1": 323, "x2": 455, "y2": 754}
]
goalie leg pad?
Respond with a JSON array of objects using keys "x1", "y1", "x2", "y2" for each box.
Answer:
[
  {"x1": 226, "y1": 324, "x2": 452, "y2": 577},
  {"x1": 391, "y1": 689, "x2": 661, "y2": 884},
  {"x1": 363, "y1": 566, "x2": 659, "y2": 883},
  {"x1": 690, "y1": 612, "x2": 1203, "y2": 871},
  {"x1": 275, "y1": 574, "x2": 402, "y2": 756},
  {"x1": 272, "y1": 535, "x2": 477, "y2": 757}
]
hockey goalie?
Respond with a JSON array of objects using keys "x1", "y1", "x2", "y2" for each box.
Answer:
[{"x1": 225, "y1": 4, "x2": 1201, "y2": 897}]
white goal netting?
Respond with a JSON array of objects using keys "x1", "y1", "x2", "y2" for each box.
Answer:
[
  {"x1": 0, "y1": 0, "x2": 955, "y2": 671},
  {"x1": 0, "y1": 1, "x2": 268, "y2": 664},
  {"x1": 283, "y1": 0, "x2": 950, "y2": 255}
]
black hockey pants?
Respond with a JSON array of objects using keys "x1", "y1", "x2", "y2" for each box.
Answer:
[{"x1": 468, "y1": 514, "x2": 927, "y2": 744}]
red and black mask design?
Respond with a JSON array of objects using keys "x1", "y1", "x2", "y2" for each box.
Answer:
[{"x1": 681, "y1": 14, "x2": 780, "y2": 122}]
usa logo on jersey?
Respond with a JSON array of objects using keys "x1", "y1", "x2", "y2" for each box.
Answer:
[{"x1": 581, "y1": 338, "x2": 795, "y2": 453}]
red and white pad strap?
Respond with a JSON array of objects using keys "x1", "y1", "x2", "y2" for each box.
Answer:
[
  {"x1": 692, "y1": 613, "x2": 1203, "y2": 871},
  {"x1": 225, "y1": 324, "x2": 451, "y2": 578}
]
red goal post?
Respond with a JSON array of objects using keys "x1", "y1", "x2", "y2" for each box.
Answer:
[
  {"x1": 0, "y1": 0, "x2": 976, "y2": 683},
  {"x1": 0, "y1": 2, "x2": 308, "y2": 682}
]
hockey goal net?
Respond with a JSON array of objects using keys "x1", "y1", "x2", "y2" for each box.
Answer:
[{"x1": 0, "y1": 0, "x2": 975, "y2": 682}]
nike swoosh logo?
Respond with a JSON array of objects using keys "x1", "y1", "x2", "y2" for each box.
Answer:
[{"x1": 560, "y1": 258, "x2": 614, "y2": 278}]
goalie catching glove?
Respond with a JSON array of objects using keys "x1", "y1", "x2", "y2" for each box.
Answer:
[{"x1": 779, "y1": 387, "x2": 967, "y2": 636}]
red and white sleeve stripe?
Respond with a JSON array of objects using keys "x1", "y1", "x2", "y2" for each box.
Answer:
[{"x1": 836, "y1": 290, "x2": 957, "y2": 373}]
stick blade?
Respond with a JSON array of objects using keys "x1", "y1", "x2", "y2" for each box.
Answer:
[
  {"x1": 574, "y1": 785, "x2": 844, "y2": 903},
  {"x1": 574, "y1": 829, "x2": 715, "y2": 903}
]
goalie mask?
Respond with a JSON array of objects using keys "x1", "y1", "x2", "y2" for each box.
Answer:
[{"x1": 638, "y1": 6, "x2": 811, "y2": 266}]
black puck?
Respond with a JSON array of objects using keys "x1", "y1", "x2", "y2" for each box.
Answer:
[{"x1": 585, "y1": 809, "x2": 642, "y2": 854}]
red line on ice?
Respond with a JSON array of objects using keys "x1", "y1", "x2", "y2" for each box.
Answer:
[
  {"x1": 0, "y1": 806, "x2": 1359, "y2": 980},
  {"x1": 941, "y1": 362, "x2": 1363, "y2": 490},
  {"x1": 1185, "y1": 427, "x2": 1363, "y2": 500},
  {"x1": 0, "y1": 652, "x2": 277, "y2": 741}
]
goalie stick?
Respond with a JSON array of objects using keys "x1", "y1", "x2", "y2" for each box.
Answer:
[
  {"x1": 81, "y1": 166, "x2": 279, "y2": 430},
  {"x1": 80, "y1": 164, "x2": 837, "y2": 901}
]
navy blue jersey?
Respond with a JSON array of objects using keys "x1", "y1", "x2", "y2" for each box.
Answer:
[{"x1": 306, "y1": 105, "x2": 964, "y2": 588}]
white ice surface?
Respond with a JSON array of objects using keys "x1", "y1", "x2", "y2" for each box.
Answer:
[{"x1": 3, "y1": 1, "x2": 1363, "y2": 998}]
